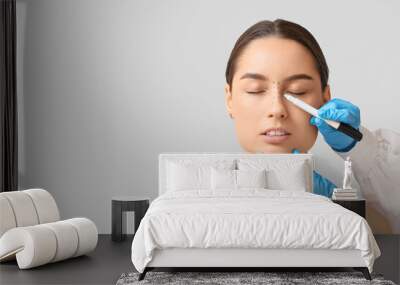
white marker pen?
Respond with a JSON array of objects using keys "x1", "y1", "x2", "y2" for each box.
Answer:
[{"x1": 283, "y1": 93, "x2": 363, "y2": 142}]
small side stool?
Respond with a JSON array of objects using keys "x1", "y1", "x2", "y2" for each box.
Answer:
[{"x1": 111, "y1": 196, "x2": 149, "y2": 242}]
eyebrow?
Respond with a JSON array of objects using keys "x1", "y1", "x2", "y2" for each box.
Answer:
[{"x1": 239, "y1": 73, "x2": 314, "y2": 83}]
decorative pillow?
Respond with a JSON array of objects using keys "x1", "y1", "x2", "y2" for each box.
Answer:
[
  {"x1": 210, "y1": 168, "x2": 236, "y2": 189},
  {"x1": 168, "y1": 162, "x2": 210, "y2": 191},
  {"x1": 166, "y1": 159, "x2": 235, "y2": 191},
  {"x1": 236, "y1": 169, "x2": 267, "y2": 189},
  {"x1": 211, "y1": 168, "x2": 267, "y2": 190},
  {"x1": 237, "y1": 158, "x2": 309, "y2": 191},
  {"x1": 266, "y1": 162, "x2": 308, "y2": 191}
]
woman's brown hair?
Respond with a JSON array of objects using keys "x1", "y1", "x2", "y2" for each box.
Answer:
[{"x1": 225, "y1": 19, "x2": 329, "y2": 91}]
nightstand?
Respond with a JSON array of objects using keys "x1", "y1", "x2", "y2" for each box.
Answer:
[
  {"x1": 111, "y1": 196, "x2": 150, "y2": 242},
  {"x1": 332, "y1": 199, "x2": 365, "y2": 218}
]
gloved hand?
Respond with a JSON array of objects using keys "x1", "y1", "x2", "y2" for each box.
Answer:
[
  {"x1": 309, "y1": 98, "x2": 361, "y2": 152},
  {"x1": 291, "y1": 148, "x2": 336, "y2": 198}
]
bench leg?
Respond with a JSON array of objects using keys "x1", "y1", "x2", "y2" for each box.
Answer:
[{"x1": 354, "y1": 267, "x2": 371, "y2": 280}]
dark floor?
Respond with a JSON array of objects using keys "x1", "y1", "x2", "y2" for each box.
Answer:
[
  {"x1": 0, "y1": 235, "x2": 134, "y2": 285},
  {"x1": 0, "y1": 234, "x2": 399, "y2": 285}
]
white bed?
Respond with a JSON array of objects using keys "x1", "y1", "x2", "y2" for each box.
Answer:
[{"x1": 131, "y1": 153, "x2": 381, "y2": 281}]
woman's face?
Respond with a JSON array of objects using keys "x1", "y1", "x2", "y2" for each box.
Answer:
[{"x1": 225, "y1": 36, "x2": 331, "y2": 154}]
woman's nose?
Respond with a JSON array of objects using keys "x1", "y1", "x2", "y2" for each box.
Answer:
[{"x1": 267, "y1": 93, "x2": 288, "y2": 119}]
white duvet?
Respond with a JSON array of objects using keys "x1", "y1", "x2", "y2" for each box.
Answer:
[{"x1": 131, "y1": 189, "x2": 381, "y2": 273}]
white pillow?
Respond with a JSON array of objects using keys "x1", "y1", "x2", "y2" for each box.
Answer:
[
  {"x1": 211, "y1": 168, "x2": 267, "y2": 190},
  {"x1": 168, "y1": 162, "x2": 210, "y2": 191},
  {"x1": 166, "y1": 159, "x2": 235, "y2": 191},
  {"x1": 266, "y1": 161, "x2": 308, "y2": 191},
  {"x1": 237, "y1": 159, "x2": 309, "y2": 191},
  {"x1": 211, "y1": 168, "x2": 236, "y2": 189},
  {"x1": 237, "y1": 169, "x2": 267, "y2": 189}
]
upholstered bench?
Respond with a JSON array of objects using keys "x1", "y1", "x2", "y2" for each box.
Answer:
[{"x1": 0, "y1": 189, "x2": 98, "y2": 269}]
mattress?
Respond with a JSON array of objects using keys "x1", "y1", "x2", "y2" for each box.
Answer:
[{"x1": 131, "y1": 189, "x2": 381, "y2": 273}]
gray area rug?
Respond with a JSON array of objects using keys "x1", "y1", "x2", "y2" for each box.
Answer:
[{"x1": 116, "y1": 271, "x2": 397, "y2": 285}]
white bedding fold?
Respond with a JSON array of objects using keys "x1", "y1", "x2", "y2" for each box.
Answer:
[{"x1": 131, "y1": 189, "x2": 380, "y2": 273}]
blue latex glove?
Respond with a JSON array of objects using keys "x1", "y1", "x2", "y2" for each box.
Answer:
[
  {"x1": 309, "y1": 98, "x2": 361, "y2": 152},
  {"x1": 312, "y1": 170, "x2": 336, "y2": 198},
  {"x1": 291, "y1": 148, "x2": 336, "y2": 198}
]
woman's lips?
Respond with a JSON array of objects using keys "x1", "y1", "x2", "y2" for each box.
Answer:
[{"x1": 261, "y1": 133, "x2": 291, "y2": 144}]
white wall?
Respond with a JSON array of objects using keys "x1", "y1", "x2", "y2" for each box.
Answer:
[{"x1": 17, "y1": 0, "x2": 400, "y2": 233}]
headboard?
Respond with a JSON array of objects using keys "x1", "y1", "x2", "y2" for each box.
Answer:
[{"x1": 158, "y1": 152, "x2": 314, "y2": 196}]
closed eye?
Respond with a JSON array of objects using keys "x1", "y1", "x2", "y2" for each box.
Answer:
[
  {"x1": 246, "y1": 90, "x2": 265, "y2": 95},
  {"x1": 287, "y1": 91, "x2": 306, "y2": 96},
  {"x1": 247, "y1": 91, "x2": 306, "y2": 95}
]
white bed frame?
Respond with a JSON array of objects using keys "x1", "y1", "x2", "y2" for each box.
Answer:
[{"x1": 139, "y1": 153, "x2": 371, "y2": 280}]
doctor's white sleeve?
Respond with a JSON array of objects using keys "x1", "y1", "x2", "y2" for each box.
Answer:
[{"x1": 334, "y1": 126, "x2": 400, "y2": 234}]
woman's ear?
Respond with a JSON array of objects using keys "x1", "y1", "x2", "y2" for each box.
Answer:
[
  {"x1": 322, "y1": 84, "x2": 331, "y2": 103},
  {"x1": 225, "y1": 83, "x2": 234, "y2": 119}
]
